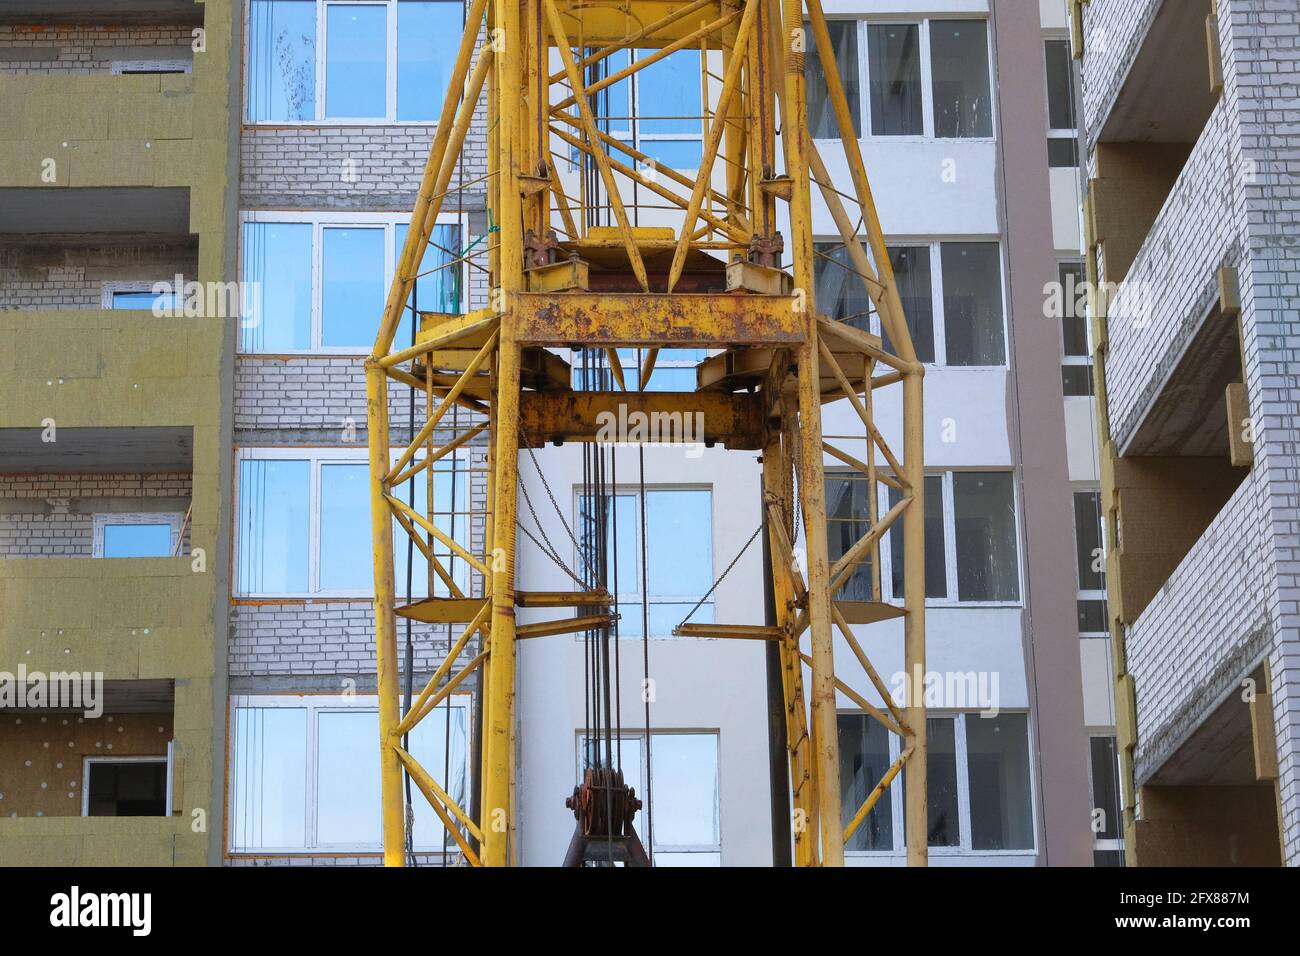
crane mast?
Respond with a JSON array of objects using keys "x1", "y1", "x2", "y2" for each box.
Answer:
[{"x1": 365, "y1": 0, "x2": 927, "y2": 866}]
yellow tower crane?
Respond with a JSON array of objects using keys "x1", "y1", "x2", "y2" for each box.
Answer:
[{"x1": 365, "y1": 0, "x2": 927, "y2": 867}]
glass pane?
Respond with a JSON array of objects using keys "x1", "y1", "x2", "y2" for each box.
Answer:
[
  {"x1": 953, "y1": 472, "x2": 1019, "y2": 601},
  {"x1": 595, "y1": 47, "x2": 632, "y2": 135},
  {"x1": 867, "y1": 23, "x2": 922, "y2": 135},
  {"x1": 111, "y1": 290, "x2": 178, "y2": 312},
  {"x1": 649, "y1": 600, "x2": 711, "y2": 636},
  {"x1": 1077, "y1": 600, "x2": 1108, "y2": 634},
  {"x1": 1073, "y1": 491, "x2": 1105, "y2": 591},
  {"x1": 326, "y1": 3, "x2": 387, "y2": 118},
  {"x1": 1094, "y1": 848, "x2": 1125, "y2": 866},
  {"x1": 814, "y1": 242, "x2": 873, "y2": 332},
  {"x1": 1059, "y1": 261, "x2": 1088, "y2": 356},
  {"x1": 316, "y1": 709, "x2": 380, "y2": 845},
  {"x1": 637, "y1": 139, "x2": 703, "y2": 170},
  {"x1": 408, "y1": 702, "x2": 470, "y2": 847},
  {"x1": 320, "y1": 464, "x2": 371, "y2": 592},
  {"x1": 826, "y1": 474, "x2": 872, "y2": 602},
  {"x1": 578, "y1": 492, "x2": 638, "y2": 594},
  {"x1": 230, "y1": 707, "x2": 307, "y2": 850},
  {"x1": 248, "y1": 0, "x2": 316, "y2": 122},
  {"x1": 1062, "y1": 366, "x2": 1093, "y2": 396},
  {"x1": 241, "y1": 222, "x2": 312, "y2": 352},
  {"x1": 1044, "y1": 39, "x2": 1076, "y2": 131},
  {"x1": 903, "y1": 716, "x2": 959, "y2": 846},
  {"x1": 966, "y1": 713, "x2": 1034, "y2": 850},
  {"x1": 653, "y1": 851, "x2": 721, "y2": 866},
  {"x1": 430, "y1": 455, "x2": 470, "y2": 597},
  {"x1": 394, "y1": 223, "x2": 462, "y2": 346},
  {"x1": 650, "y1": 733, "x2": 719, "y2": 847},
  {"x1": 398, "y1": 1, "x2": 462, "y2": 121},
  {"x1": 322, "y1": 227, "x2": 385, "y2": 348},
  {"x1": 102, "y1": 523, "x2": 172, "y2": 558},
  {"x1": 941, "y1": 242, "x2": 1005, "y2": 366},
  {"x1": 238, "y1": 459, "x2": 310, "y2": 594},
  {"x1": 580, "y1": 736, "x2": 643, "y2": 797},
  {"x1": 1089, "y1": 736, "x2": 1121, "y2": 841},
  {"x1": 930, "y1": 20, "x2": 992, "y2": 138},
  {"x1": 637, "y1": 48, "x2": 701, "y2": 136},
  {"x1": 883, "y1": 245, "x2": 935, "y2": 363},
  {"x1": 838, "y1": 714, "x2": 893, "y2": 851},
  {"x1": 805, "y1": 19, "x2": 860, "y2": 139},
  {"x1": 645, "y1": 490, "x2": 711, "y2": 598},
  {"x1": 1047, "y1": 137, "x2": 1079, "y2": 167},
  {"x1": 889, "y1": 475, "x2": 947, "y2": 600}
]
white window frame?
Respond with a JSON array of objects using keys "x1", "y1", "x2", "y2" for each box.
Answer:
[
  {"x1": 814, "y1": 16, "x2": 997, "y2": 144},
  {"x1": 234, "y1": 446, "x2": 472, "y2": 598},
  {"x1": 867, "y1": 469, "x2": 1024, "y2": 608},
  {"x1": 1072, "y1": 484, "x2": 1109, "y2": 638},
  {"x1": 574, "y1": 729, "x2": 722, "y2": 863},
  {"x1": 81, "y1": 754, "x2": 173, "y2": 817},
  {"x1": 237, "y1": 210, "x2": 466, "y2": 354},
  {"x1": 570, "y1": 484, "x2": 715, "y2": 638},
  {"x1": 228, "y1": 693, "x2": 472, "y2": 854},
  {"x1": 841, "y1": 710, "x2": 1038, "y2": 858},
  {"x1": 1043, "y1": 34, "x2": 1079, "y2": 166},
  {"x1": 1086, "y1": 731, "x2": 1125, "y2": 859},
  {"x1": 92, "y1": 512, "x2": 184, "y2": 558},
  {"x1": 100, "y1": 280, "x2": 176, "y2": 312},
  {"x1": 1058, "y1": 258, "x2": 1092, "y2": 393},
  {"x1": 814, "y1": 237, "x2": 1010, "y2": 369},
  {"x1": 243, "y1": 0, "x2": 460, "y2": 125}
]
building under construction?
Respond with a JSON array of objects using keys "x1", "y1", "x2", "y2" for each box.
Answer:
[{"x1": 1, "y1": 0, "x2": 1290, "y2": 868}]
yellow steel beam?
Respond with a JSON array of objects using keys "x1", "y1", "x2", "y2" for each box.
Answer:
[{"x1": 519, "y1": 390, "x2": 766, "y2": 449}]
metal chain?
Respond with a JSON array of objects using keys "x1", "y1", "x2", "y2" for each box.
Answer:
[{"x1": 677, "y1": 521, "x2": 765, "y2": 628}]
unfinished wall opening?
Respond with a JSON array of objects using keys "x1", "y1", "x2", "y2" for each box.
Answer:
[
  {"x1": 1090, "y1": 0, "x2": 1217, "y2": 282},
  {"x1": 0, "y1": 426, "x2": 193, "y2": 559},
  {"x1": 0, "y1": 187, "x2": 195, "y2": 311},
  {"x1": 0, "y1": 679, "x2": 175, "y2": 820},
  {"x1": 1133, "y1": 666, "x2": 1282, "y2": 865},
  {"x1": 1109, "y1": 292, "x2": 1249, "y2": 622},
  {"x1": 0, "y1": 2, "x2": 203, "y2": 75}
]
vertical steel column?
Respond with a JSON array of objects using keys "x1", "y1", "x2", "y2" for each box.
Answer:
[{"x1": 366, "y1": 360, "x2": 406, "y2": 866}]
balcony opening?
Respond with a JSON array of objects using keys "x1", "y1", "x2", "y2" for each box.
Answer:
[
  {"x1": 0, "y1": 187, "x2": 195, "y2": 312},
  {"x1": 1134, "y1": 666, "x2": 1282, "y2": 865},
  {"x1": 0, "y1": 2, "x2": 202, "y2": 76},
  {"x1": 0, "y1": 679, "x2": 175, "y2": 820},
  {"x1": 1092, "y1": 0, "x2": 1217, "y2": 282},
  {"x1": 0, "y1": 426, "x2": 193, "y2": 559},
  {"x1": 1109, "y1": 295, "x2": 1248, "y2": 622}
]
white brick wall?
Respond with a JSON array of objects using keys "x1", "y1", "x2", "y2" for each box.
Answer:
[
  {"x1": 0, "y1": 472, "x2": 192, "y2": 557},
  {"x1": 0, "y1": 25, "x2": 194, "y2": 75},
  {"x1": 1089, "y1": 0, "x2": 1300, "y2": 865},
  {"x1": 1079, "y1": 0, "x2": 1161, "y2": 147},
  {"x1": 1102, "y1": 101, "x2": 1240, "y2": 450}
]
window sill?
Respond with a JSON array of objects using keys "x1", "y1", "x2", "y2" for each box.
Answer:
[{"x1": 242, "y1": 120, "x2": 442, "y2": 129}]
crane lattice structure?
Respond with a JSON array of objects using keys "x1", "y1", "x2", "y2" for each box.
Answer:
[{"x1": 366, "y1": 0, "x2": 927, "y2": 866}]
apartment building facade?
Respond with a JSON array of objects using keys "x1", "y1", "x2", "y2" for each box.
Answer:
[
  {"x1": 1078, "y1": 0, "x2": 1298, "y2": 865},
  {"x1": 0, "y1": 0, "x2": 239, "y2": 865},
  {"x1": 2, "y1": 0, "x2": 1110, "y2": 867}
]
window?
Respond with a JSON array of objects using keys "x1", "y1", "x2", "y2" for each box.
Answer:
[
  {"x1": 1058, "y1": 260, "x2": 1092, "y2": 396},
  {"x1": 102, "y1": 282, "x2": 180, "y2": 313},
  {"x1": 1073, "y1": 489, "x2": 1108, "y2": 636},
  {"x1": 239, "y1": 213, "x2": 462, "y2": 352},
  {"x1": 1044, "y1": 38, "x2": 1079, "y2": 168},
  {"x1": 814, "y1": 239, "x2": 1004, "y2": 367},
  {"x1": 574, "y1": 348, "x2": 705, "y2": 392},
  {"x1": 92, "y1": 513, "x2": 184, "y2": 558},
  {"x1": 841, "y1": 712, "x2": 1036, "y2": 854},
  {"x1": 884, "y1": 471, "x2": 1019, "y2": 605},
  {"x1": 578, "y1": 731, "x2": 720, "y2": 865},
  {"x1": 84, "y1": 758, "x2": 169, "y2": 816},
  {"x1": 826, "y1": 473, "x2": 872, "y2": 602},
  {"x1": 806, "y1": 19, "x2": 993, "y2": 140},
  {"x1": 247, "y1": 0, "x2": 461, "y2": 123},
  {"x1": 577, "y1": 47, "x2": 704, "y2": 169},
  {"x1": 111, "y1": 59, "x2": 193, "y2": 75},
  {"x1": 236, "y1": 449, "x2": 469, "y2": 597},
  {"x1": 575, "y1": 488, "x2": 712, "y2": 638},
  {"x1": 806, "y1": 19, "x2": 860, "y2": 138},
  {"x1": 229, "y1": 695, "x2": 469, "y2": 853},
  {"x1": 1088, "y1": 734, "x2": 1125, "y2": 865}
]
